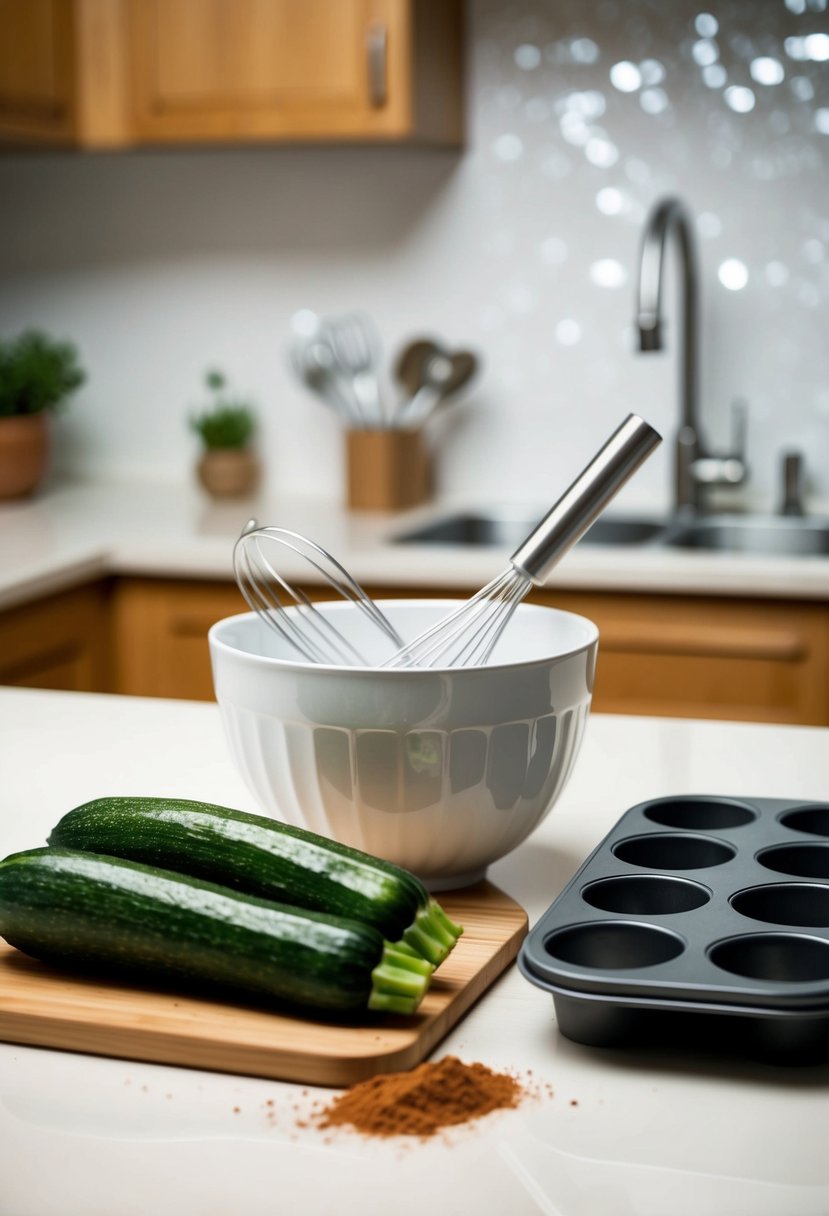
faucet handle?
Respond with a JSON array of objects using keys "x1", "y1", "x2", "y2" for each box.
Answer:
[
  {"x1": 690, "y1": 397, "x2": 749, "y2": 487},
  {"x1": 729, "y1": 397, "x2": 748, "y2": 462},
  {"x1": 716, "y1": 396, "x2": 749, "y2": 484}
]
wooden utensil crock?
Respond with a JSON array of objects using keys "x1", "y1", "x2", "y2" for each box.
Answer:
[{"x1": 346, "y1": 429, "x2": 431, "y2": 512}]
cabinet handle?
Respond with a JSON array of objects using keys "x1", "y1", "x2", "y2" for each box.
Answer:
[
  {"x1": 604, "y1": 621, "x2": 805, "y2": 661},
  {"x1": 366, "y1": 22, "x2": 388, "y2": 107}
]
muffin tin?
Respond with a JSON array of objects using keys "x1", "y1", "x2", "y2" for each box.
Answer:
[{"x1": 518, "y1": 796, "x2": 829, "y2": 1061}]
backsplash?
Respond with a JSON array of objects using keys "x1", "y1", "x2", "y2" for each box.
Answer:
[{"x1": 0, "y1": 0, "x2": 827, "y2": 512}]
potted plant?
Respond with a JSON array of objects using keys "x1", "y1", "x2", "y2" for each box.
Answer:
[
  {"x1": 0, "y1": 329, "x2": 86, "y2": 499},
  {"x1": 190, "y1": 369, "x2": 259, "y2": 498}
]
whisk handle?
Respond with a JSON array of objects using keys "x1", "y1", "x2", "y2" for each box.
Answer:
[{"x1": 509, "y1": 413, "x2": 662, "y2": 584}]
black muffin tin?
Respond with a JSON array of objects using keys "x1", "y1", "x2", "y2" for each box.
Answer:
[{"x1": 518, "y1": 796, "x2": 829, "y2": 1061}]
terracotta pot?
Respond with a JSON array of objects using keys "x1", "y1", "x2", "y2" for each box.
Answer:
[
  {"x1": 0, "y1": 413, "x2": 49, "y2": 500},
  {"x1": 196, "y1": 448, "x2": 260, "y2": 498}
]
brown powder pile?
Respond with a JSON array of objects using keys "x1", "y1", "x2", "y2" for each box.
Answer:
[{"x1": 316, "y1": 1055, "x2": 524, "y2": 1139}]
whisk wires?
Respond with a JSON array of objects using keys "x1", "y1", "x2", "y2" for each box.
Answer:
[
  {"x1": 386, "y1": 567, "x2": 532, "y2": 669},
  {"x1": 234, "y1": 522, "x2": 404, "y2": 666},
  {"x1": 385, "y1": 413, "x2": 662, "y2": 670}
]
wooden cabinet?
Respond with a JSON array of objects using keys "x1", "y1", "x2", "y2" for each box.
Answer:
[
  {"x1": 128, "y1": 0, "x2": 463, "y2": 145},
  {"x1": 0, "y1": 0, "x2": 463, "y2": 148},
  {"x1": 537, "y1": 589, "x2": 829, "y2": 728},
  {"x1": 2, "y1": 576, "x2": 827, "y2": 726},
  {"x1": 106, "y1": 577, "x2": 829, "y2": 726},
  {"x1": 0, "y1": 0, "x2": 130, "y2": 146},
  {"x1": 112, "y1": 577, "x2": 247, "y2": 700},
  {"x1": 0, "y1": 580, "x2": 113, "y2": 692}
]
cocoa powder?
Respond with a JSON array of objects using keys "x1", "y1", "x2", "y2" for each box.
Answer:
[{"x1": 316, "y1": 1055, "x2": 524, "y2": 1139}]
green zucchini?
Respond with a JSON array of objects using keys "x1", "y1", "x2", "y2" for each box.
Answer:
[
  {"x1": 0, "y1": 848, "x2": 434, "y2": 1015},
  {"x1": 48, "y1": 797, "x2": 463, "y2": 967}
]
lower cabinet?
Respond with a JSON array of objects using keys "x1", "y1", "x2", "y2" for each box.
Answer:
[
  {"x1": 112, "y1": 577, "x2": 247, "y2": 701},
  {"x1": 2, "y1": 575, "x2": 828, "y2": 726},
  {"x1": 0, "y1": 581, "x2": 113, "y2": 692},
  {"x1": 540, "y1": 589, "x2": 829, "y2": 727}
]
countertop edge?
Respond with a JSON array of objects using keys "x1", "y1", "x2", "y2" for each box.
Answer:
[{"x1": 1, "y1": 480, "x2": 828, "y2": 611}]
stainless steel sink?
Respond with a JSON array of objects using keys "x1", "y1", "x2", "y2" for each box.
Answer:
[
  {"x1": 393, "y1": 511, "x2": 538, "y2": 549},
  {"x1": 393, "y1": 511, "x2": 668, "y2": 549},
  {"x1": 664, "y1": 516, "x2": 829, "y2": 557},
  {"x1": 392, "y1": 510, "x2": 829, "y2": 558}
]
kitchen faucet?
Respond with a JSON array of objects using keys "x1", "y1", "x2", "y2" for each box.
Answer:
[{"x1": 635, "y1": 196, "x2": 747, "y2": 515}]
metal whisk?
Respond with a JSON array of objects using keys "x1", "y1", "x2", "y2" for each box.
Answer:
[
  {"x1": 234, "y1": 521, "x2": 405, "y2": 666},
  {"x1": 386, "y1": 413, "x2": 662, "y2": 669}
]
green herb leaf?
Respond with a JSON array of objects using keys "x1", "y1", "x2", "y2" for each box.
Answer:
[{"x1": 0, "y1": 330, "x2": 86, "y2": 417}]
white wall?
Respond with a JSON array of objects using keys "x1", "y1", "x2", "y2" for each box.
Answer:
[{"x1": 1, "y1": 0, "x2": 827, "y2": 513}]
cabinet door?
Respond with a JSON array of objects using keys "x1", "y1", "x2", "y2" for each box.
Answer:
[
  {"x1": 127, "y1": 0, "x2": 462, "y2": 143},
  {"x1": 113, "y1": 577, "x2": 246, "y2": 700},
  {"x1": 0, "y1": 0, "x2": 74, "y2": 142},
  {"x1": 0, "y1": 0, "x2": 131, "y2": 146},
  {"x1": 544, "y1": 590, "x2": 829, "y2": 727},
  {"x1": 0, "y1": 581, "x2": 113, "y2": 691}
]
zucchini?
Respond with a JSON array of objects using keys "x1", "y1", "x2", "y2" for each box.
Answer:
[
  {"x1": 48, "y1": 797, "x2": 462, "y2": 967},
  {"x1": 0, "y1": 848, "x2": 434, "y2": 1015}
]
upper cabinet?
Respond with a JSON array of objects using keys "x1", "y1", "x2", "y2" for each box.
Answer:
[{"x1": 0, "y1": 0, "x2": 464, "y2": 149}]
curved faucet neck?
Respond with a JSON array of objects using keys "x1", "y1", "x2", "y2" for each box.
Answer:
[{"x1": 636, "y1": 197, "x2": 701, "y2": 510}]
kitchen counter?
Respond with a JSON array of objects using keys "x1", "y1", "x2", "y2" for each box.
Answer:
[
  {"x1": 1, "y1": 685, "x2": 828, "y2": 1216},
  {"x1": 1, "y1": 478, "x2": 828, "y2": 613}
]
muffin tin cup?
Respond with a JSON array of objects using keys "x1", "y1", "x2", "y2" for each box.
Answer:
[{"x1": 518, "y1": 796, "x2": 829, "y2": 1062}]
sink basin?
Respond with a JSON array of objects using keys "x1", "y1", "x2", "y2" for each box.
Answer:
[
  {"x1": 393, "y1": 512, "x2": 667, "y2": 549},
  {"x1": 393, "y1": 511, "x2": 538, "y2": 549},
  {"x1": 392, "y1": 509, "x2": 829, "y2": 558},
  {"x1": 665, "y1": 516, "x2": 829, "y2": 558}
]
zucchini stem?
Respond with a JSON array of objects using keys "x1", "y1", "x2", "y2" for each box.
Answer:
[
  {"x1": 402, "y1": 900, "x2": 464, "y2": 968},
  {"x1": 430, "y1": 900, "x2": 465, "y2": 943},
  {"x1": 369, "y1": 942, "x2": 434, "y2": 1014}
]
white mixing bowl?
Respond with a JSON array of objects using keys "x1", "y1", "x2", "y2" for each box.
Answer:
[{"x1": 208, "y1": 599, "x2": 598, "y2": 889}]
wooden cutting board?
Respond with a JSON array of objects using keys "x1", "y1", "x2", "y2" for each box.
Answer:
[{"x1": 0, "y1": 881, "x2": 527, "y2": 1087}]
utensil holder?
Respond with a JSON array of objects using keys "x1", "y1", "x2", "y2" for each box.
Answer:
[{"x1": 345, "y1": 429, "x2": 431, "y2": 511}]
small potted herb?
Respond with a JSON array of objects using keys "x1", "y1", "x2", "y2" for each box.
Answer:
[
  {"x1": 190, "y1": 369, "x2": 259, "y2": 498},
  {"x1": 0, "y1": 329, "x2": 86, "y2": 499}
]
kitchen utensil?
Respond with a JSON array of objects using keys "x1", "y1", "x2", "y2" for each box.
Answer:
[
  {"x1": 387, "y1": 413, "x2": 662, "y2": 669},
  {"x1": 0, "y1": 883, "x2": 527, "y2": 1085},
  {"x1": 395, "y1": 338, "x2": 441, "y2": 397},
  {"x1": 232, "y1": 520, "x2": 404, "y2": 665},
  {"x1": 519, "y1": 794, "x2": 829, "y2": 1062},
  {"x1": 393, "y1": 338, "x2": 478, "y2": 426},
  {"x1": 402, "y1": 351, "x2": 478, "y2": 427},
  {"x1": 319, "y1": 311, "x2": 386, "y2": 426},
  {"x1": 288, "y1": 336, "x2": 361, "y2": 427},
  {"x1": 209, "y1": 599, "x2": 597, "y2": 886}
]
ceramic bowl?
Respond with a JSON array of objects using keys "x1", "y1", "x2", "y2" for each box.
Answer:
[{"x1": 208, "y1": 600, "x2": 598, "y2": 889}]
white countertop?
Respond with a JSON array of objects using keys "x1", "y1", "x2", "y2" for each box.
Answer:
[
  {"x1": 0, "y1": 478, "x2": 828, "y2": 612},
  {"x1": 1, "y1": 686, "x2": 828, "y2": 1215}
]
